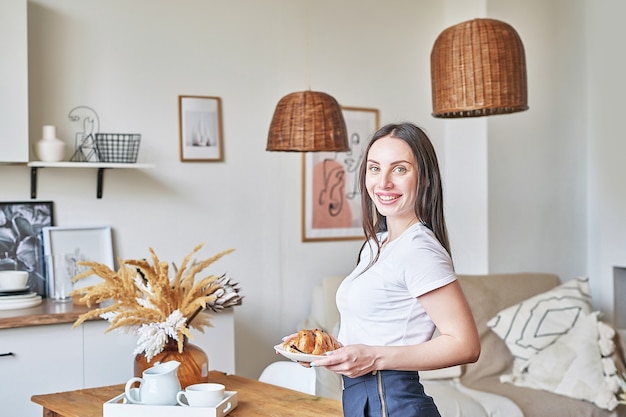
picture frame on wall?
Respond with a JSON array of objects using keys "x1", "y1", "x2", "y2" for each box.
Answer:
[
  {"x1": 178, "y1": 95, "x2": 224, "y2": 162},
  {"x1": 0, "y1": 201, "x2": 54, "y2": 296},
  {"x1": 41, "y1": 225, "x2": 114, "y2": 295},
  {"x1": 302, "y1": 106, "x2": 380, "y2": 242}
]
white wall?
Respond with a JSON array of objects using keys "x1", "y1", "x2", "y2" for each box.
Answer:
[
  {"x1": 1, "y1": 0, "x2": 624, "y2": 380},
  {"x1": 487, "y1": 0, "x2": 587, "y2": 280},
  {"x1": 586, "y1": 0, "x2": 626, "y2": 317}
]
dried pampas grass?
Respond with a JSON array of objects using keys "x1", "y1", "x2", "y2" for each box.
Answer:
[{"x1": 71, "y1": 243, "x2": 242, "y2": 361}]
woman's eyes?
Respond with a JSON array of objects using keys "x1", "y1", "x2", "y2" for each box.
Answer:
[{"x1": 367, "y1": 165, "x2": 408, "y2": 174}]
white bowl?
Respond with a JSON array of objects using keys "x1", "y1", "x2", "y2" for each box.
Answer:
[{"x1": 0, "y1": 271, "x2": 29, "y2": 290}]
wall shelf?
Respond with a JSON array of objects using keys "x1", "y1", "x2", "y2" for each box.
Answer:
[{"x1": 27, "y1": 161, "x2": 155, "y2": 199}]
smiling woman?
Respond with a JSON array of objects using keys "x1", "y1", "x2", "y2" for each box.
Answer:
[{"x1": 283, "y1": 123, "x2": 480, "y2": 417}]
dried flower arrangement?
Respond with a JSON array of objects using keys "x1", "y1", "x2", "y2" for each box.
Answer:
[{"x1": 71, "y1": 244, "x2": 242, "y2": 361}]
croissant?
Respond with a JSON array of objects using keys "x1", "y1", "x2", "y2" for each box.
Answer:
[{"x1": 283, "y1": 329, "x2": 341, "y2": 355}]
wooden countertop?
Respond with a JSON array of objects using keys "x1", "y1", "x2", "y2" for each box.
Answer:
[{"x1": 0, "y1": 299, "x2": 96, "y2": 329}]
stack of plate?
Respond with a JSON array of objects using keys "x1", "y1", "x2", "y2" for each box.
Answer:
[{"x1": 0, "y1": 287, "x2": 42, "y2": 310}]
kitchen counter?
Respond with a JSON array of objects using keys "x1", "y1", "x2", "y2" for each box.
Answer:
[{"x1": 0, "y1": 299, "x2": 96, "y2": 329}]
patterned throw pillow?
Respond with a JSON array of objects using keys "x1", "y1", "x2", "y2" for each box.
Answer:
[
  {"x1": 499, "y1": 312, "x2": 624, "y2": 411},
  {"x1": 486, "y1": 277, "x2": 592, "y2": 361}
]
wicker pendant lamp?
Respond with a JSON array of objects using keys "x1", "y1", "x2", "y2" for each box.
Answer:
[
  {"x1": 430, "y1": 18, "x2": 528, "y2": 118},
  {"x1": 266, "y1": 90, "x2": 349, "y2": 152}
]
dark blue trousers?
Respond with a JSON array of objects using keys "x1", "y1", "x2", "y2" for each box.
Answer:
[{"x1": 342, "y1": 371, "x2": 441, "y2": 417}]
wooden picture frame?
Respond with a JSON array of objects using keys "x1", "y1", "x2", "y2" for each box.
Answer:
[
  {"x1": 178, "y1": 95, "x2": 224, "y2": 162},
  {"x1": 0, "y1": 201, "x2": 54, "y2": 296},
  {"x1": 302, "y1": 106, "x2": 380, "y2": 242}
]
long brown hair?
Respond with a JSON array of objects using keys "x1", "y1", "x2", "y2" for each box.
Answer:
[{"x1": 358, "y1": 123, "x2": 451, "y2": 265}]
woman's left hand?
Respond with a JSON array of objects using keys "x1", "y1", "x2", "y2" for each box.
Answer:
[{"x1": 310, "y1": 344, "x2": 378, "y2": 378}]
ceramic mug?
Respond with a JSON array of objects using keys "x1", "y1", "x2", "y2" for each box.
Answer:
[{"x1": 176, "y1": 383, "x2": 225, "y2": 407}]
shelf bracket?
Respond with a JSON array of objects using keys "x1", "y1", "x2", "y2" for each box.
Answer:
[
  {"x1": 30, "y1": 166, "x2": 108, "y2": 199},
  {"x1": 26, "y1": 162, "x2": 153, "y2": 199},
  {"x1": 97, "y1": 168, "x2": 106, "y2": 199},
  {"x1": 30, "y1": 167, "x2": 38, "y2": 199}
]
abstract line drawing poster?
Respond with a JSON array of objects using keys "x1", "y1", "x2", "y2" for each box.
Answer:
[{"x1": 302, "y1": 107, "x2": 379, "y2": 242}]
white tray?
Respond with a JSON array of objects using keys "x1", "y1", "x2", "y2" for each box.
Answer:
[{"x1": 103, "y1": 390, "x2": 237, "y2": 417}]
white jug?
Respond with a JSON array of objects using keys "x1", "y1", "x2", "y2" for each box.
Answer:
[{"x1": 124, "y1": 360, "x2": 181, "y2": 405}]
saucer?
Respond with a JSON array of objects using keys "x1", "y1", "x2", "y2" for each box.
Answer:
[
  {"x1": 0, "y1": 287, "x2": 31, "y2": 296},
  {"x1": 0, "y1": 292, "x2": 38, "y2": 300}
]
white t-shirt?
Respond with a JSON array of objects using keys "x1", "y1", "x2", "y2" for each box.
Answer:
[{"x1": 336, "y1": 223, "x2": 456, "y2": 346}]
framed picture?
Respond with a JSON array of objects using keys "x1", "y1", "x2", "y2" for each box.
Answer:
[
  {"x1": 302, "y1": 107, "x2": 380, "y2": 242},
  {"x1": 42, "y1": 225, "x2": 114, "y2": 295},
  {"x1": 178, "y1": 95, "x2": 224, "y2": 162},
  {"x1": 0, "y1": 201, "x2": 54, "y2": 296}
]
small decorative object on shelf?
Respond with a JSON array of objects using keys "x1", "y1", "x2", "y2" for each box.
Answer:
[
  {"x1": 68, "y1": 105, "x2": 100, "y2": 162},
  {"x1": 35, "y1": 125, "x2": 66, "y2": 162},
  {"x1": 95, "y1": 133, "x2": 141, "y2": 163},
  {"x1": 71, "y1": 244, "x2": 242, "y2": 387}
]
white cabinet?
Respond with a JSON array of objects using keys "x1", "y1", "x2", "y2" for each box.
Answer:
[
  {"x1": 83, "y1": 320, "x2": 137, "y2": 388},
  {"x1": 0, "y1": 0, "x2": 28, "y2": 163},
  {"x1": 0, "y1": 324, "x2": 83, "y2": 417},
  {"x1": 0, "y1": 310, "x2": 235, "y2": 417}
]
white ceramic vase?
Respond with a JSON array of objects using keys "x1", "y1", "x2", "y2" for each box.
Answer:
[{"x1": 35, "y1": 125, "x2": 66, "y2": 162}]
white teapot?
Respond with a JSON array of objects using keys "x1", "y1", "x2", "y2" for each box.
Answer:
[{"x1": 124, "y1": 360, "x2": 181, "y2": 405}]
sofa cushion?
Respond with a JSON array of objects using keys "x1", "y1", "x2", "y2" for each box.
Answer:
[
  {"x1": 500, "y1": 311, "x2": 622, "y2": 411},
  {"x1": 465, "y1": 375, "x2": 623, "y2": 417},
  {"x1": 486, "y1": 277, "x2": 592, "y2": 362},
  {"x1": 458, "y1": 273, "x2": 626, "y2": 416},
  {"x1": 457, "y1": 273, "x2": 561, "y2": 386}
]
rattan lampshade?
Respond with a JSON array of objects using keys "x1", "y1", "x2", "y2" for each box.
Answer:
[
  {"x1": 267, "y1": 90, "x2": 349, "y2": 152},
  {"x1": 431, "y1": 18, "x2": 528, "y2": 118}
]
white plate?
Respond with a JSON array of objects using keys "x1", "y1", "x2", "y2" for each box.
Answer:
[
  {"x1": 274, "y1": 344, "x2": 326, "y2": 363},
  {"x1": 0, "y1": 286, "x2": 30, "y2": 294},
  {"x1": 0, "y1": 292, "x2": 38, "y2": 301},
  {"x1": 0, "y1": 295, "x2": 42, "y2": 310}
]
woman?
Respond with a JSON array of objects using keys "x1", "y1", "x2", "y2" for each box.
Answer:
[{"x1": 292, "y1": 123, "x2": 480, "y2": 417}]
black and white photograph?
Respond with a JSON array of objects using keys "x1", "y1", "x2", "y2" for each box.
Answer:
[
  {"x1": 0, "y1": 201, "x2": 54, "y2": 296},
  {"x1": 179, "y1": 95, "x2": 224, "y2": 162}
]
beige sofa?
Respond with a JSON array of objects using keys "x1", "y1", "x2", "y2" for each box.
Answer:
[{"x1": 295, "y1": 272, "x2": 626, "y2": 417}]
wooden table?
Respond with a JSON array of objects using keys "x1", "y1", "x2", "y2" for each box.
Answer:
[{"x1": 31, "y1": 370, "x2": 342, "y2": 417}]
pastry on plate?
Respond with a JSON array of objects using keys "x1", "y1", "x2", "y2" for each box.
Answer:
[{"x1": 283, "y1": 328, "x2": 341, "y2": 355}]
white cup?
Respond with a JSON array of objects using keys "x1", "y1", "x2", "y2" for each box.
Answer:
[
  {"x1": 0, "y1": 271, "x2": 29, "y2": 290},
  {"x1": 176, "y1": 383, "x2": 225, "y2": 407}
]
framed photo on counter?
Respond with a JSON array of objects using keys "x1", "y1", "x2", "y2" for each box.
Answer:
[{"x1": 41, "y1": 225, "x2": 114, "y2": 294}]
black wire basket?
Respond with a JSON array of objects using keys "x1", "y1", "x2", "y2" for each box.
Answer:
[{"x1": 94, "y1": 133, "x2": 141, "y2": 163}]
